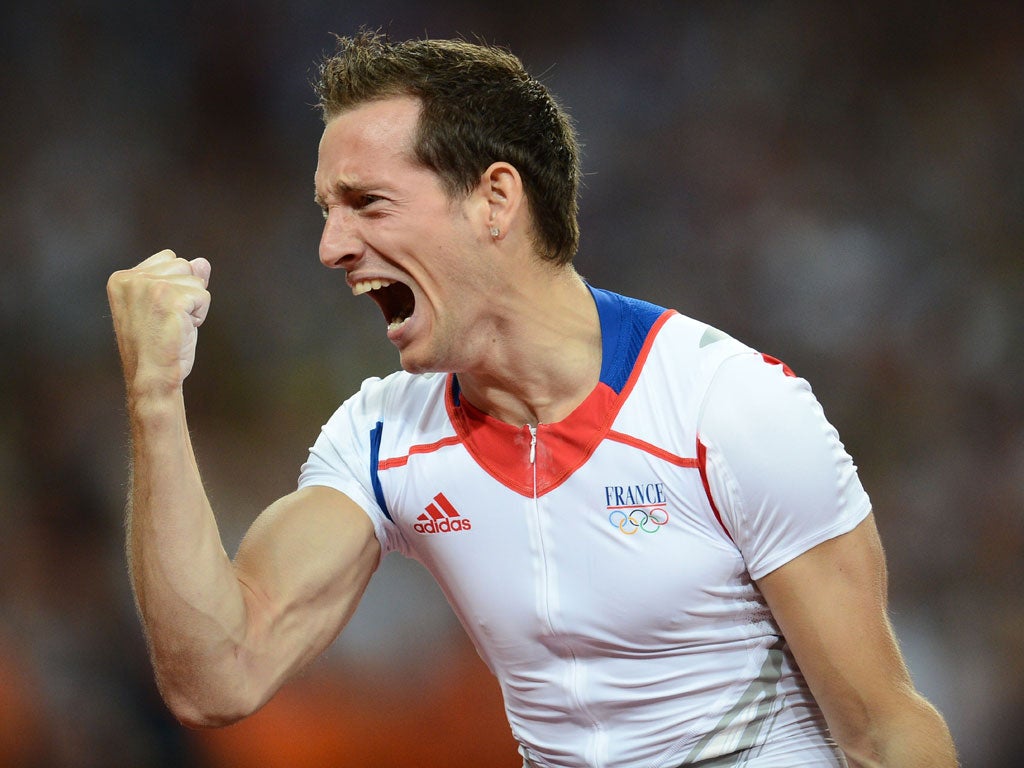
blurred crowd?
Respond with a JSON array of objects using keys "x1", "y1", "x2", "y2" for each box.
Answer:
[{"x1": 1, "y1": 1, "x2": 1020, "y2": 766}]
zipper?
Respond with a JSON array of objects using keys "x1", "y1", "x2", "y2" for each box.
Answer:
[{"x1": 526, "y1": 423, "x2": 604, "y2": 765}]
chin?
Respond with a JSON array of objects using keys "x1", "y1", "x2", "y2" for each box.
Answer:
[
  {"x1": 398, "y1": 350, "x2": 461, "y2": 377},
  {"x1": 395, "y1": 333, "x2": 461, "y2": 376},
  {"x1": 396, "y1": 349, "x2": 438, "y2": 375}
]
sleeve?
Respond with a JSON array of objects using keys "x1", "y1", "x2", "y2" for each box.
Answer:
[
  {"x1": 697, "y1": 353, "x2": 872, "y2": 580},
  {"x1": 298, "y1": 376, "x2": 407, "y2": 556}
]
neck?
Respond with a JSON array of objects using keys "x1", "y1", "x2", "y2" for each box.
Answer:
[{"x1": 456, "y1": 268, "x2": 601, "y2": 426}]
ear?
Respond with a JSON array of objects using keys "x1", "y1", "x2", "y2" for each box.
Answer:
[{"x1": 475, "y1": 162, "x2": 524, "y2": 240}]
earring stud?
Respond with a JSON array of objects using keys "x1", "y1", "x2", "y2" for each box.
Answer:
[{"x1": 489, "y1": 226, "x2": 500, "y2": 238}]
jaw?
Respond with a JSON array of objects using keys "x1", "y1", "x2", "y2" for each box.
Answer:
[{"x1": 357, "y1": 274, "x2": 487, "y2": 374}]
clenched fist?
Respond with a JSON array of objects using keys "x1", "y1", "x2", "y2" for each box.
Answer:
[{"x1": 107, "y1": 250, "x2": 212, "y2": 397}]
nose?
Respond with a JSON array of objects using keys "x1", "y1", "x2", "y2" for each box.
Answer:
[{"x1": 319, "y1": 208, "x2": 363, "y2": 269}]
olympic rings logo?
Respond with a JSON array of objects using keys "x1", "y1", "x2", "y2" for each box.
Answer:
[{"x1": 608, "y1": 507, "x2": 670, "y2": 535}]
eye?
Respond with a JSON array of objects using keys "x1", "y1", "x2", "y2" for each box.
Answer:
[{"x1": 356, "y1": 194, "x2": 382, "y2": 209}]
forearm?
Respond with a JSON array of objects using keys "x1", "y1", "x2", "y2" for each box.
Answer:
[
  {"x1": 126, "y1": 388, "x2": 253, "y2": 725},
  {"x1": 758, "y1": 519, "x2": 958, "y2": 768},
  {"x1": 840, "y1": 691, "x2": 958, "y2": 768}
]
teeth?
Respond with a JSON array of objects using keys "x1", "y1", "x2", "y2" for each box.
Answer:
[
  {"x1": 352, "y1": 278, "x2": 394, "y2": 296},
  {"x1": 387, "y1": 317, "x2": 409, "y2": 332}
]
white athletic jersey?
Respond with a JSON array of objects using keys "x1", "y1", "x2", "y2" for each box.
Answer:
[{"x1": 299, "y1": 287, "x2": 870, "y2": 768}]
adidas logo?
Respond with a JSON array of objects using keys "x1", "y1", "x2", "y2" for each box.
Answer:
[{"x1": 414, "y1": 493, "x2": 472, "y2": 534}]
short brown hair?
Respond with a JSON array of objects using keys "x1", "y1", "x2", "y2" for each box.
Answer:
[{"x1": 315, "y1": 29, "x2": 581, "y2": 265}]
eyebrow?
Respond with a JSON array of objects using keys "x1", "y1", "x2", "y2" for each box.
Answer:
[{"x1": 313, "y1": 181, "x2": 380, "y2": 209}]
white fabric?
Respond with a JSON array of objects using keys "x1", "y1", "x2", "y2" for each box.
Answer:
[
  {"x1": 299, "y1": 300, "x2": 869, "y2": 768},
  {"x1": 698, "y1": 353, "x2": 871, "y2": 580}
]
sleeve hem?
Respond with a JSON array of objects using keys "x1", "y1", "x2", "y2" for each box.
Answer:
[{"x1": 747, "y1": 500, "x2": 873, "y2": 581}]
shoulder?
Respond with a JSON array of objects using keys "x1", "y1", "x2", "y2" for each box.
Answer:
[
  {"x1": 321, "y1": 371, "x2": 456, "y2": 470},
  {"x1": 698, "y1": 351, "x2": 812, "y2": 436},
  {"x1": 354, "y1": 368, "x2": 443, "y2": 402},
  {"x1": 310, "y1": 371, "x2": 448, "y2": 459},
  {"x1": 335, "y1": 370, "x2": 447, "y2": 423},
  {"x1": 659, "y1": 313, "x2": 755, "y2": 360},
  {"x1": 638, "y1": 311, "x2": 760, "y2": 399},
  {"x1": 697, "y1": 352, "x2": 871, "y2": 577}
]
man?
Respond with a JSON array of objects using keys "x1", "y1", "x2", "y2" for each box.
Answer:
[{"x1": 107, "y1": 31, "x2": 957, "y2": 768}]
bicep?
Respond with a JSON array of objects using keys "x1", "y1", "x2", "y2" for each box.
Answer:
[
  {"x1": 231, "y1": 485, "x2": 381, "y2": 688},
  {"x1": 757, "y1": 513, "x2": 915, "y2": 751}
]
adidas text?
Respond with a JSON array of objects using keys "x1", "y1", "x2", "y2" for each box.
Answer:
[{"x1": 413, "y1": 517, "x2": 472, "y2": 534}]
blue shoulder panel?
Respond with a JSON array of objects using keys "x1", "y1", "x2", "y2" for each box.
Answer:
[{"x1": 588, "y1": 286, "x2": 667, "y2": 395}]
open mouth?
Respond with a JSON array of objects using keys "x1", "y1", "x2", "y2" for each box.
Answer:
[{"x1": 352, "y1": 279, "x2": 415, "y2": 331}]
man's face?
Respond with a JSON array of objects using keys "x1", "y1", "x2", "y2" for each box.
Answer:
[{"x1": 314, "y1": 96, "x2": 496, "y2": 374}]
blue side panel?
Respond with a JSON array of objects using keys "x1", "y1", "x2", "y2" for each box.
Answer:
[
  {"x1": 588, "y1": 286, "x2": 667, "y2": 394},
  {"x1": 368, "y1": 421, "x2": 393, "y2": 522}
]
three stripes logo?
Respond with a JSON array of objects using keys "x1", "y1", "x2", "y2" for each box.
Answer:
[{"x1": 414, "y1": 493, "x2": 472, "y2": 534}]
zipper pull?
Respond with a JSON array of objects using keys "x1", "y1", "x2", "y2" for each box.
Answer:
[{"x1": 528, "y1": 424, "x2": 537, "y2": 464}]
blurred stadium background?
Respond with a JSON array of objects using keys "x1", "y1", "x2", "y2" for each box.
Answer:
[{"x1": 1, "y1": 1, "x2": 1021, "y2": 766}]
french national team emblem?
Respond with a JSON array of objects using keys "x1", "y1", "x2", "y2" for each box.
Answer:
[
  {"x1": 604, "y1": 482, "x2": 670, "y2": 535},
  {"x1": 414, "y1": 492, "x2": 472, "y2": 534}
]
